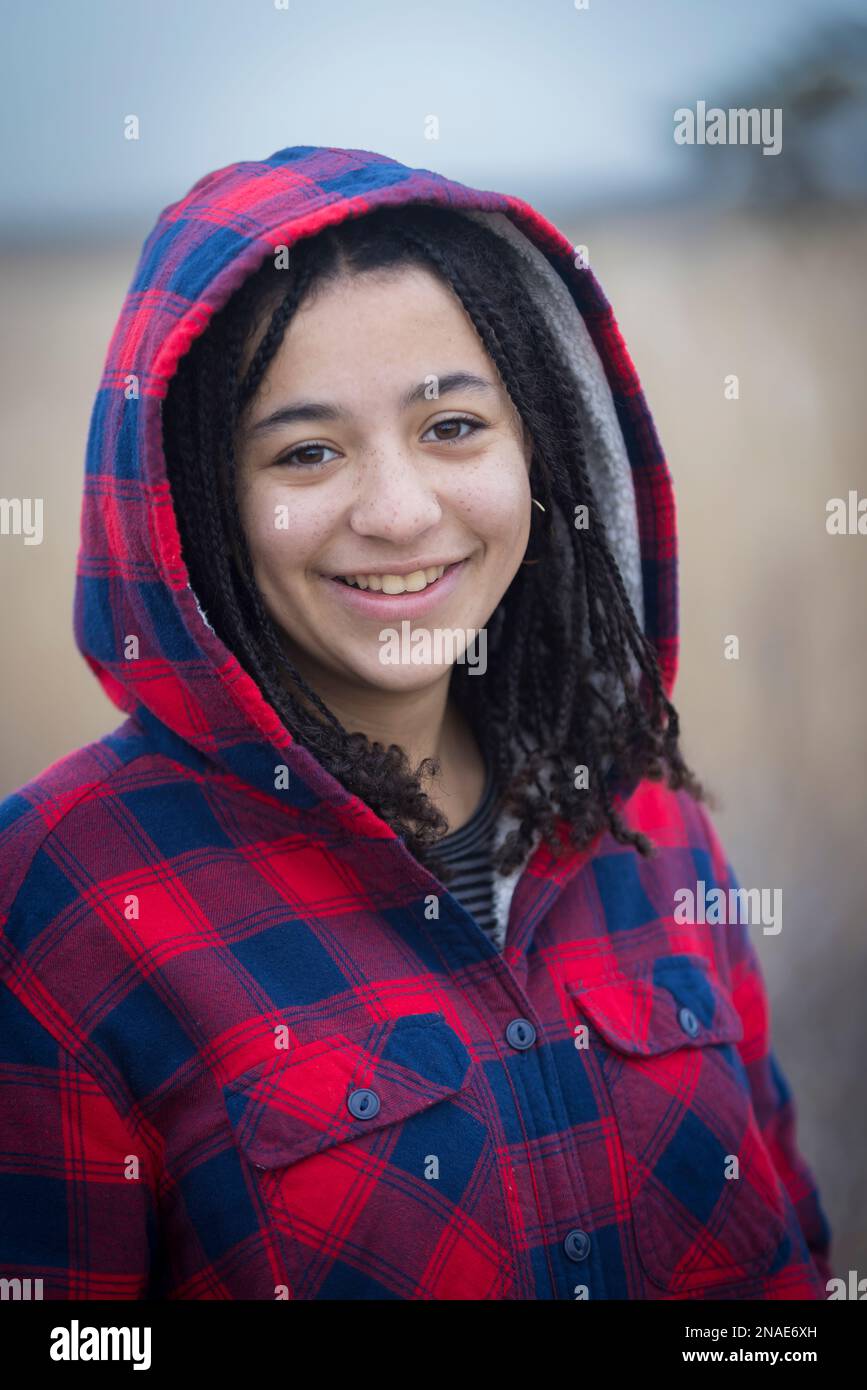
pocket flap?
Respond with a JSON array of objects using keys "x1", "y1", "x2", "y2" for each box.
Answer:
[
  {"x1": 224, "y1": 1012, "x2": 472, "y2": 1169},
  {"x1": 567, "y1": 954, "x2": 744, "y2": 1056}
]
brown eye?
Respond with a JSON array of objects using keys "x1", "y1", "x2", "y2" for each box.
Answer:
[
  {"x1": 423, "y1": 416, "x2": 486, "y2": 444},
  {"x1": 275, "y1": 443, "x2": 338, "y2": 469}
]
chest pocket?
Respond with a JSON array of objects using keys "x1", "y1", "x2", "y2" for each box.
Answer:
[
  {"x1": 223, "y1": 1011, "x2": 513, "y2": 1300},
  {"x1": 567, "y1": 955, "x2": 789, "y2": 1294}
]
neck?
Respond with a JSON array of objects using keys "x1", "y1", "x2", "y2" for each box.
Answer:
[{"x1": 282, "y1": 657, "x2": 486, "y2": 833}]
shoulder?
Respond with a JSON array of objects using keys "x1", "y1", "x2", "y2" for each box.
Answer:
[
  {"x1": 619, "y1": 778, "x2": 730, "y2": 874},
  {"x1": 0, "y1": 718, "x2": 205, "y2": 930}
]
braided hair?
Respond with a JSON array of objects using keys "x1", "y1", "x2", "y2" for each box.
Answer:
[{"x1": 162, "y1": 204, "x2": 707, "y2": 877}]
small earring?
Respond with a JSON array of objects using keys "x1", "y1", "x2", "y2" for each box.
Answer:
[{"x1": 521, "y1": 497, "x2": 547, "y2": 565}]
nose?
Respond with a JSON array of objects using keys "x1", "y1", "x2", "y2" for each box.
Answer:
[{"x1": 347, "y1": 449, "x2": 442, "y2": 544}]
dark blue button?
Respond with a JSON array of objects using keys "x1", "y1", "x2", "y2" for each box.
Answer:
[
  {"x1": 505, "y1": 1018, "x2": 536, "y2": 1050},
  {"x1": 563, "y1": 1228, "x2": 591, "y2": 1262},
  {"x1": 347, "y1": 1088, "x2": 380, "y2": 1119},
  {"x1": 678, "y1": 1006, "x2": 700, "y2": 1038}
]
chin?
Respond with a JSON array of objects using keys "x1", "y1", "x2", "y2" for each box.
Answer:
[{"x1": 349, "y1": 661, "x2": 454, "y2": 694}]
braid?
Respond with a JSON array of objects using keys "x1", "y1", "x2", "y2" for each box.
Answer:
[{"x1": 237, "y1": 256, "x2": 318, "y2": 412}]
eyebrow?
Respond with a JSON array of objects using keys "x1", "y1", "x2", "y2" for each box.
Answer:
[{"x1": 245, "y1": 371, "x2": 498, "y2": 436}]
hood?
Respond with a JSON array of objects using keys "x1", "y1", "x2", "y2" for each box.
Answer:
[{"x1": 75, "y1": 144, "x2": 678, "y2": 844}]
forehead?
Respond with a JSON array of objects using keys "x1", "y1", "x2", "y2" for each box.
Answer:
[{"x1": 247, "y1": 263, "x2": 493, "y2": 388}]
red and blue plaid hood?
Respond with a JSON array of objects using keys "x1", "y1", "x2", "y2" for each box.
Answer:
[
  {"x1": 0, "y1": 147, "x2": 832, "y2": 1301},
  {"x1": 74, "y1": 143, "x2": 676, "y2": 834}
]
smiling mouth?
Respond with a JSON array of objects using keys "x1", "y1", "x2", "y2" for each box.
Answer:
[{"x1": 331, "y1": 563, "x2": 453, "y2": 595}]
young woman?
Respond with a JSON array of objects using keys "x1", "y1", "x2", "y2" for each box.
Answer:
[{"x1": 0, "y1": 144, "x2": 832, "y2": 1300}]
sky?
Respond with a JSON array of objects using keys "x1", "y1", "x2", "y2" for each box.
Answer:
[{"x1": 1, "y1": 0, "x2": 865, "y2": 239}]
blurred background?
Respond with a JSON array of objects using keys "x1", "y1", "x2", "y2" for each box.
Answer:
[{"x1": 1, "y1": 0, "x2": 865, "y2": 1280}]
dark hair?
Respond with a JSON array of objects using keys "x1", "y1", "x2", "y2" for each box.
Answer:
[{"x1": 162, "y1": 203, "x2": 707, "y2": 877}]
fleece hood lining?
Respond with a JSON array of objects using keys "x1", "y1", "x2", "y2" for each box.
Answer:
[{"x1": 463, "y1": 210, "x2": 644, "y2": 634}]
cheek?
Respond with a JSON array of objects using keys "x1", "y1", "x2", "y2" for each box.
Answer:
[
  {"x1": 238, "y1": 479, "x2": 327, "y2": 585},
  {"x1": 450, "y1": 451, "x2": 531, "y2": 543}
]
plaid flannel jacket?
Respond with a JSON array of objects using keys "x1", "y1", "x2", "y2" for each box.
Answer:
[{"x1": 0, "y1": 146, "x2": 832, "y2": 1300}]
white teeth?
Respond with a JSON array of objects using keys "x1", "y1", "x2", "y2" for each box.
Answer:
[
  {"x1": 391, "y1": 571, "x2": 426, "y2": 594},
  {"x1": 339, "y1": 564, "x2": 447, "y2": 593}
]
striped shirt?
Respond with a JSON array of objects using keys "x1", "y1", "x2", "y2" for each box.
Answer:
[{"x1": 431, "y1": 763, "x2": 500, "y2": 944}]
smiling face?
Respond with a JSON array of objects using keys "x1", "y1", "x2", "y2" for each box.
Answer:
[{"x1": 234, "y1": 262, "x2": 534, "y2": 703}]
